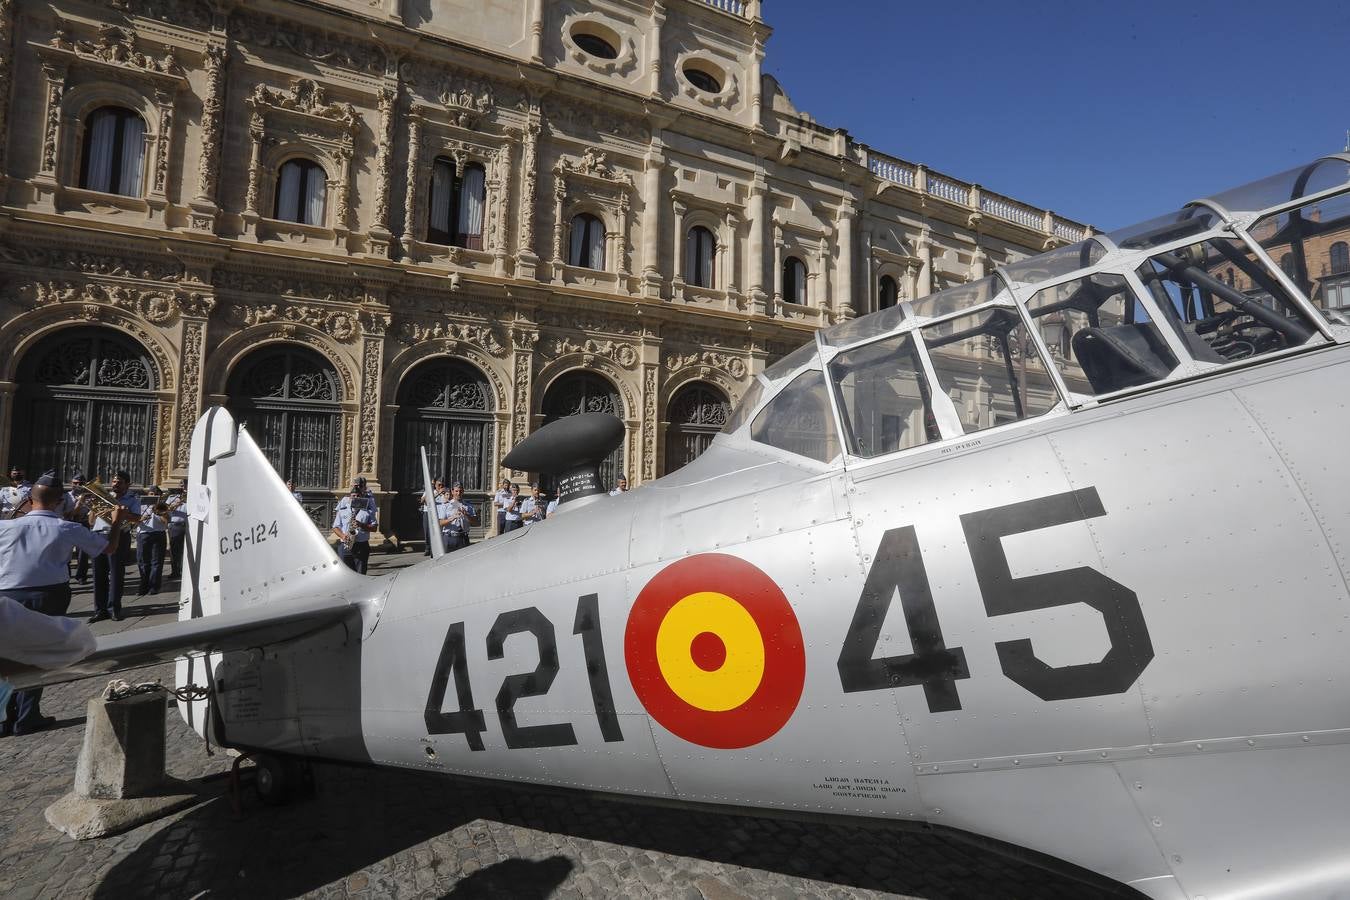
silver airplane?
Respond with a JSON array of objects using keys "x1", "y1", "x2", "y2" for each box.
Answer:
[{"x1": 8, "y1": 155, "x2": 1350, "y2": 899}]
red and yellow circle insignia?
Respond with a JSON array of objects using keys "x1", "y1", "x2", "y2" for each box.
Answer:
[{"x1": 624, "y1": 553, "x2": 806, "y2": 749}]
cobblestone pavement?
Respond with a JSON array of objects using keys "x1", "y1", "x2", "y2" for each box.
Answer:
[{"x1": 1, "y1": 554, "x2": 1131, "y2": 899}]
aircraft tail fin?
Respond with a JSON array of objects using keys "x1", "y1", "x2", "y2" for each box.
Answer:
[
  {"x1": 179, "y1": 406, "x2": 362, "y2": 623},
  {"x1": 421, "y1": 446, "x2": 445, "y2": 558}
]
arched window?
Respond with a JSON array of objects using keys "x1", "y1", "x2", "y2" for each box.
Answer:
[
  {"x1": 79, "y1": 107, "x2": 145, "y2": 197},
  {"x1": 685, "y1": 226, "x2": 716, "y2": 288},
  {"x1": 228, "y1": 346, "x2": 341, "y2": 523},
  {"x1": 274, "y1": 158, "x2": 327, "y2": 226},
  {"x1": 540, "y1": 372, "x2": 623, "y2": 493},
  {"x1": 878, "y1": 275, "x2": 899, "y2": 310},
  {"x1": 1331, "y1": 242, "x2": 1350, "y2": 275},
  {"x1": 783, "y1": 256, "x2": 807, "y2": 304},
  {"x1": 12, "y1": 328, "x2": 159, "y2": 485},
  {"x1": 391, "y1": 360, "x2": 494, "y2": 541},
  {"x1": 665, "y1": 382, "x2": 730, "y2": 474},
  {"x1": 428, "y1": 159, "x2": 487, "y2": 249},
  {"x1": 569, "y1": 213, "x2": 606, "y2": 270}
]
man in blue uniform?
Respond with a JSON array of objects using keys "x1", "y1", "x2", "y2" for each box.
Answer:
[
  {"x1": 439, "y1": 482, "x2": 477, "y2": 552},
  {"x1": 0, "y1": 471, "x2": 129, "y2": 735},
  {"x1": 90, "y1": 470, "x2": 141, "y2": 623},
  {"x1": 167, "y1": 480, "x2": 189, "y2": 580},
  {"x1": 332, "y1": 483, "x2": 377, "y2": 573},
  {"x1": 492, "y1": 478, "x2": 511, "y2": 535},
  {"x1": 69, "y1": 472, "x2": 93, "y2": 583},
  {"x1": 135, "y1": 489, "x2": 169, "y2": 596},
  {"x1": 1, "y1": 465, "x2": 30, "y2": 518}
]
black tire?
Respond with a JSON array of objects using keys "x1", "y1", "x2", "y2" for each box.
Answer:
[{"x1": 253, "y1": 754, "x2": 291, "y2": 806}]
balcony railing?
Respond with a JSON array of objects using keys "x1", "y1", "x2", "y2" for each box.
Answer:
[
  {"x1": 864, "y1": 149, "x2": 1089, "y2": 240},
  {"x1": 700, "y1": 0, "x2": 746, "y2": 15}
]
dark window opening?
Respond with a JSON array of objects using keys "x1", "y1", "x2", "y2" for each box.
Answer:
[
  {"x1": 79, "y1": 107, "x2": 146, "y2": 197},
  {"x1": 274, "y1": 158, "x2": 327, "y2": 225}
]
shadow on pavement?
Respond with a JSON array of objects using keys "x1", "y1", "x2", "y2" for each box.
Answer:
[
  {"x1": 442, "y1": 856, "x2": 572, "y2": 899},
  {"x1": 90, "y1": 759, "x2": 1124, "y2": 899}
]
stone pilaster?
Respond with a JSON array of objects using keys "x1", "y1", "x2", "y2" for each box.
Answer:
[
  {"x1": 189, "y1": 43, "x2": 227, "y2": 232},
  {"x1": 401, "y1": 114, "x2": 421, "y2": 252},
  {"x1": 747, "y1": 172, "x2": 768, "y2": 315},
  {"x1": 516, "y1": 117, "x2": 541, "y2": 278},
  {"x1": 369, "y1": 86, "x2": 397, "y2": 258},
  {"x1": 834, "y1": 197, "x2": 856, "y2": 322},
  {"x1": 508, "y1": 325, "x2": 538, "y2": 475},
  {"x1": 641, "y1": 142, "x2": 665, "y2": 297}
]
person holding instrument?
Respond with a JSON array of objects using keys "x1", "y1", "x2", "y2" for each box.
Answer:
[
  {"x1": 331, "y1": 482, "x2": 377, "y2": 574},
  {"x1": 501, "y1": 483, "x2": 523, "y2": 533},
  {"x1": 438, "y1": 482, "x2": 477, "y2": 552},
  {"x1": 136, "y1": 487, "x2": 169, "y2": 596},
  {"x1": 90, "y1": 470, "x2": 141, "y2": 623},
  {"x1": 0, "y1": 470, "x2": 129, "y2": 735},
  {"x1": 1, "y1": 466, "x2": 31, "y2": 519}
]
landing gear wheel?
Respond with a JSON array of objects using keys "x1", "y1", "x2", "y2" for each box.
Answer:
[{"x1": 254, "y1": 754, "x2": 295, "y2": 806}]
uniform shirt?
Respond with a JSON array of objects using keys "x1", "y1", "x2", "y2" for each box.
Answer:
[
  {"x1": 503, "y1": 495, "x2": 523, "y2": 522},
  {"x1": 0, "y1": 510, "x2": 109, "y2": 589},
  {"x1": 137, "y1": 504, "x2": 168, "y2": 535},
  {"x1": 519, "y1": 497, "x2": 545, "y2": 524},
  {"x1": 493, "y1": 489, "x2": 512, "y2": 513},
  {"x1": 92, "y1": 492, "x2": 142, "y2": 534},
  {"x1": 609, "y1": 487, "x2": 627, "y2": 497},
  {"x1": 58, "y1": 491, "x2": 78, "y2": 519},
  {"x1": 168, "y1": 506, "x2": 189, "y2": 537},
  {"x1": 0, "y1": 595, "x2": 97, "y2": 667},
  {"x1": 332, "y1": 500, "x2": 376, "y2": 544},
  {"x1": 438, "y1": 498, "x2": 474, "y2": 533},
  {"x1": 545, "y1": 498, "x2": 559, "y2": 518},
  {"x1": 0, "y1": 481, "x2": 31, "y2": 518},
  {"x1": 292, "y1": 491, "x2": 305, "y2": 504}
]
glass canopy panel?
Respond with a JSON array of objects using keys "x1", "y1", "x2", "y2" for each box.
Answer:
[
  {"x1": 921, "y1": 308, "x2": 1060, "y2": 434},
  {"x1": 819, "y1": 300, "x2": 907, "y2": 348},
  {"x1": 1247, "y1": 190, "x2": 1350, "y2": 318},
  {"x1": 828, "y1": 333, "x2": 937, "y2": 458},
  {"x1": 1206, "y1": 159, "x2": 1350, "y2": 216},
  {"x1": 1000, "y1": 239, "x2": 1108, "y2": 287},
  {"x1": 1025, "y1": 273, "x2": 1179, "y2": 396},
  {"x1": 909, "y1": 276, "x2": 1009, "y2": 320},
  {"x1": 1135, "y1": 237, "x2": 1320, "y2": 363},
  {"x1": 1107, "y1": 206, "x2": 1222, "y2": 251},
  {"x1": 761, "y1": 340, "x2": 819, "y2": 382},
  {"x1": 720, "y1": 375, "x2": 766, "y2": 434},
  {"x1": 749, "y1": 369, "x2": 840, "y2": 463}
]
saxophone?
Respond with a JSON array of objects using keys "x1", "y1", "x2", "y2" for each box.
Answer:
[{"x1": 342, "y1": 500, "x2": 360, "y2": 550}]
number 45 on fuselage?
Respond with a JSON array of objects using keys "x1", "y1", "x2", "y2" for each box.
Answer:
[{"x1": 10, "y1": 155, "x2": 1350, "y2": 900}]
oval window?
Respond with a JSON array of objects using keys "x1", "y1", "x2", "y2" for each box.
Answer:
[
  {"x1": 574, "y1": 31, "x2": 618, "y2": 60},
  {"x1": 683, "y1": 64, "x2": 722, "y2": 94}
]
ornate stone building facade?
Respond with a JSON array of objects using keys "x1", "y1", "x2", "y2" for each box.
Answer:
[{"x1": 0, "y1": 0, "x2": 1087, "y2": 537}]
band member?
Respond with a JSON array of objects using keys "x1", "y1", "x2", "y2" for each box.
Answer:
[
  {"x1": 419, "y1": 479, "x2": 446, "y2": 557},
  {"x1": 90, "y1": 470, "x2": 142, "y2": 623},
  {"x1": 1, "y1": 466, "x2": 31, "y2": 519},
  {"x1": 286, "y1": 479, "x2": 304, "y2": 504},
  {"x1": 438, "y1": 482, "x2": 477, "y2": 552},
  {"x1": 332, "y1": 483, "x2": 377, "y2": 574},
  {"x1": 0, "y1": 471, "x2": 129, "y2": 735},
  {"x1": 492, "y1": 478, "x2": 512, "y2": 535},
  {"x1": 167, "y1": 481, "x2": 188, "y2": 580},
  {"x1": 519, "y1": 484, "x2": 546, "y2": 526},
  {"x1": 501, "y1": 484, "x2": 523, "y2": 533},
  {"x1": 609, "y1": 475, "x2": 630, "y2": 496},
  {"x1": 136, "y1": 489, "x2": 169, "y2": 596},
  {"x1": 68, "y1": 473, "x2": 93, "y2": 584}
]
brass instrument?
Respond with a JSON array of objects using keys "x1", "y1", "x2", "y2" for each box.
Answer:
[{"x1": 77, "y1": 479, "x2": 138, "y2": 533}]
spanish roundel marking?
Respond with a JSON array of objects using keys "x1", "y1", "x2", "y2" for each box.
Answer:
[{"x1": 624, "y1": 553, "x2": 805, "y2": 749}]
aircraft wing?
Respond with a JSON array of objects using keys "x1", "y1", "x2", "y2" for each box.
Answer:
[{"x1": 0, "y1": 595, "x2": 358, "y2": 691}]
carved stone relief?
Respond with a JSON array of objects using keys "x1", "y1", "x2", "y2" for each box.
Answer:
[
  {"x1": 229, "y1": 11, "x2": 383, "y2": 77},
  {"x1": 213, "y1": 269, "x2": 363, "y2": 304},
  {"x1": 175, "y1": 318, "x2": 205, "y2": 467},
  {"x1": 223, "y1": 302, "x2": 359, "y2": 343},
  {"x1": 19, "y1": 280, "x2": 182, "y2": 325},
  {"x1": 542, "y1": 335, "x2": 638, "y2": 369},
  {"x1": 359, "y1": 336, "x2": 382, "y2": 473},
  {"x1": 397, "y1": 320, "x2": 507, "y2": 355}
]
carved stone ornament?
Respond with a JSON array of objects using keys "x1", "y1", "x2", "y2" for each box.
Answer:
[
  {"x1": 110, "y1": 0, "x2": 213, "y2": 31},
  {"x1": 229, "y1": 11, "x2": 384, "y2": 78},
  {"x1": 555, "y1": 148, "x2": 631, "y2": 186},
  {"x1": 544, "y1": 335, "x2": 638, "y2": 369},
  {"x1": 248, "y1": 78, "x2": 359, "y2": 133},
  {"x1": 665, "y1": 347, "x2": 748, "y2": 380},
  {"x1": 224, "y1": 302, "x2": 360, "y2": 342},
  {"x1": 214, "y1": 269, "x2": 364, "y2": 304},
  {"x1": 398, "y1": 320, "x2": 507, "y2": 356},
  {"x1": 48, "y1": 23, "x2": 184, "y2": 76},
  {"x1": 0, "y1": 241, "x2": 182, "y2": 281},
  {"x1": 21, "y1": 280, "x2": 181, "y2": 325},
  {"x1": 438, "y1": 74, "x2": 492, "y2": 128}
]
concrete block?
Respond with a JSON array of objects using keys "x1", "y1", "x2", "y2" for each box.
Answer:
[
  {"x1": 46, "y1": 692, "x2": 202, "y2": 840},
  {"x1": 74, "y1": 693, "x2": 168, "y2": 800}
]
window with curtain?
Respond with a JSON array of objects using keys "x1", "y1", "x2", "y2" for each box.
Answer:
[
  {"x1": 783, "y1": 256, "x2": 807, "y2": 304},
  {"x1": 79, "y1": 107, "x2": 146, "y2": 197},
  {"x1": 685, "y1": 226, "x2": 716, "y2": 288},
  {"x1": 428, "y1": 160, "x2": 487, "y2": 250},
  {"x1": 274, "y1": 158, "x2": 327, "y2": 225},
  {"x1": 569, "y1": 213, "x2": 606, "y2": 270},
  {"x1": 878, "y1": 275, "x2": 899, "y2": 310}
]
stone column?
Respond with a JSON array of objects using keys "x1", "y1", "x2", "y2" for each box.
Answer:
[
  {"x1": 492, "y1": 142, "x2": 513, "y2": 276},
  {"x1": 670, "y1": 198, "x2": 688, "y2": 301},
  {"x1": 747, "y1": 172, "x2": 768, "y2": 315},
  {"x1": 835, "y1": 198, "x2": 856, "y2": 322},
  {"x1": 771, "y1": 225, "x2": 784, "y2": 311},
  {"x1": 358, "y1": 331, "x2": 385, "y2": 483},
  {"x1": 749, "y1": 34, "x2": 766, "y2": 130},
  {"x1": 641, "y1": 143, "x2": 664, "y2": 297},
  {"x1": 369, "y1": 86, "x2": 397, "y2": 258},
  {"x1": 550, "y1": 176, "x2": 566, "y2": 278},
  {"x1": 333, "y1": 143, "x2": 354, "y2": 248},
  {"x1": 516, "y1": 120, "x2": 540, "y2": 278},
  {"x1": 401, "y1": 115, "x2": 421, "y2": 252},
  {"x1": 0, "y1": 0, "x2": 14, "y2": 182},
  {"x1": 190, "y1": 43, "x2": 227, "y2": 232},
  {"x1": 616, "y1": 191, "x2": 631, "y2": 278},
  {"x1": 725, "y1": 211, "x2": 741, "y2": 297},
  {"x1": 640, "y1": 337, "x2": 661, "y2": 482},
  {"x1": 242, "y1": 108, "x2": 265, "y2": 238},
  {"x1": 174, "y1": 299, "x2": 213, "y2": 470},
  {"x1": 148, "y1": 87, "x2": 175, "y2": 226},
  {"x1": 649, "y1": 2, "x2": 666, "y2": 98},
  {"x1": 528, "y1": 0, "x2": 544, "y2": 63},
  {"x1": 861, "y1": 229, "x2": 875, "y2": 313},
  {"x1": 915, "y1": 226, "x2": 932, "y2": 298},
  {"x1": 970, "y1": 242, "x2": 986, "y2": 280},
  {"x1": 509, "y1": 326, "x2": 539, "y2": 472},
  {"x1": 34, "y1": 60, "x2": 68, "y2": 208}
]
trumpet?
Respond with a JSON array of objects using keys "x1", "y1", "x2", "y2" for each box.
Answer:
[
  {"x1": 0, "y1": 473, "x2": 30, "y2": 520},
  {"x1": 76, "y1": 479, "x2": 138, "y2": 533}
]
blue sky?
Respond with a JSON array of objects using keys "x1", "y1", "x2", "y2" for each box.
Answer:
[{"x1": 763, "y1": 0, "x2": 1350, "y2": 231}]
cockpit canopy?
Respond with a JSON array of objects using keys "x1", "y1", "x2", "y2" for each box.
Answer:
[{"x1": 723, "y1": 155, "x2": 1350, "y2": 466}]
